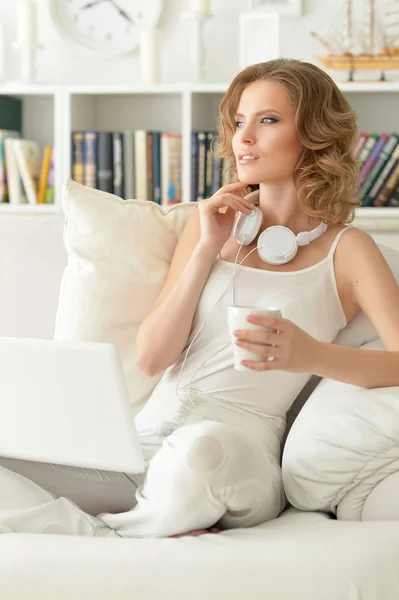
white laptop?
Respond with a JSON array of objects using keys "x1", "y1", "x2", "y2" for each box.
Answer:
[{"x1": 0, "y1": 337, "x2": 145, "y2": 473}]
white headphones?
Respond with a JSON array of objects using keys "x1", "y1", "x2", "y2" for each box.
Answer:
[{"x1": 233, "y1": 190, "x2": 328, "y2": 265}]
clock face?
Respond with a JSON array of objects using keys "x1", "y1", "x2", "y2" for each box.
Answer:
[{"x1": 49, "y1": 0, "x2": 163, "y2": 56}]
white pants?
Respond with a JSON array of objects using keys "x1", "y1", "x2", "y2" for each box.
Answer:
[{"x1": 0, "y1": 402, "x2": 286, "y2": 538}]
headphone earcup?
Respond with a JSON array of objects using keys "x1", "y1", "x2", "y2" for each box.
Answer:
[{"x1": 233, "y1": 207, "x2": 263, "y2": 245}]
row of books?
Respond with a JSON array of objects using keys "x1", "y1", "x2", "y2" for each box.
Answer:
[
  {"x1": 72, "y1": 129, "x2": 230, "y2": 204},
  {"x1": 72, "y1": 130, "x2": 182, "y2": 206},
  {"x1": 355, "y1": 132, "x2": 399, "y2": 207},
  {"x1": 0, "y1": 130, "x2": 55, "y2": 204}
]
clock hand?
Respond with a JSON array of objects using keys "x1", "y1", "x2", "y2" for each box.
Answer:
[
  {"x1": 107, "y1": 0, "x2": 135, "y2": 26},
  {"x1": 81, "y1": 0, "x2": 107, "y2": 10}
]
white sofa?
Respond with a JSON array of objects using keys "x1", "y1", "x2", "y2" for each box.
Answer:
[{"x1": 2, "y1": 197, "x2": 399, "y2": 600}]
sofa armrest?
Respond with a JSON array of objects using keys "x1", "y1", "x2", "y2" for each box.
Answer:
[{"x1": 282, "y1": 340, "x2": 399, "y2": 520}]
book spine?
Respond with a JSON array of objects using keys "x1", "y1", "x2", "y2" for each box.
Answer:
[
  {"x1": 112, "y1": 132, "x2": 124, "y2": 198},
  {"x1": 84, "y1": 132, "x2": 97, "y2": 189},
  {"x1": 353, "y1": 132, "x2": 369, "y2": 160},
  {"x1": 0, "y1": 96, "x2": 22, "y2": 132},
  {"x1": 152, "y1": 131, "x2": 161, "y2": 205},
  {"x1": 147, "y1": 132, "x2": 154, "y2": 202},
  {"x1": 360, "y1": 134, "x2": 399, "y2": 204},
  {"x1": 38, "y1": 146, "x2": 52, "y2": 204},
  {"x1": 97, "y1": 132, "x2": 113, "y2": 193},
  {"x1": 205, "y1": 131, "x2": 216, "y2": 199},
  {"x1": 134, "y1": 129, "x2": 147, "y2": 200},
  {"x1": 5, "y1": 138, "x2": 25, "y2": 204},
  {"x1": 13, "y1": 139, "x2": 40, "y2": 205},
  {"x1": 72, "y1": 132, "x2": 85, "y2": 185},
  {"x1": 45, "y1": 149, "x2": 55, "y2": 204},
  {"x1": 196, "y1": 131, "x2": 206, "y2": 202},
  {"x1": 357, "y1": 133, "x2": 379, "y2": 169},
  {"x1": 365, "y1": 142, "x2": 399, "y2": 206},
  {"x1": 374, "y1": 160, "x2": 399, "y2": 207},
  {"x1": 0, "y1": 129, "x2": 20, "y2": 202},
  {"x1": 123, "y1": 131, "x2": 135, "y2": 199},
  {"x1": 161, "y1": 133, "x2": 182, "y2": 206},
  {"x1": 191, "y1": 131, "x2": 199, "y2": 202},
  {"x1": 359, "y1": 133, "x2": 389, "y2": 185}
]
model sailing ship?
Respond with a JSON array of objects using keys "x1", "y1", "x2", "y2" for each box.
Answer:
[{"x1": 311, "y1": 0, "x2": 399, "y2": 81}]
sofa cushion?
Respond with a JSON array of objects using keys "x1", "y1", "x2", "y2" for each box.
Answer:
[{"x1": 54, "y1": 179, "x2": 197, "y2": 413}]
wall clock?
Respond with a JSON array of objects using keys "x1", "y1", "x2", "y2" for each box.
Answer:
[{"x1": 48, "y1": 0, "x2": 164, "y2": 57}]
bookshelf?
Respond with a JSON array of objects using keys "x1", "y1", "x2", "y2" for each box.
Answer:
[{"x1": 1, "y1": 81, "x2": 399, "y2": 231}]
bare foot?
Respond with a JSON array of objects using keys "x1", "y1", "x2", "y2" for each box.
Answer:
[{"x1": 171, "y1": 527, "x2": 220, "y2": 538}]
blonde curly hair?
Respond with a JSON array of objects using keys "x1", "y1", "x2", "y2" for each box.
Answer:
[{"x1": 217, "y1": 58, "x2": 361, "y2": 225}]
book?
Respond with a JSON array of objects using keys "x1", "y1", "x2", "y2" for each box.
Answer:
[
  {"x1": 84, "y1": 132, "x2": 97, "y2": 189},
  {"x1": 358, "y1": 133, "x2": 379, "y2": 169},
  {"x1": 112, "y1": 132, "x2": 124, "y2": 198},
  {"x1": 134, "y1": 129, "x2": 147, "y2": 200},
  {"x1": 374, "y1": 160, "x2": 399, "y2": 207},
  {"x1": 353, "y1": 132, "x2": 369, "y2": 160},
  {"x1": 196, "y1": 131, "x2": 206, "y2": 202},
  {"x1": 45, "y1": 149, "x2": 55, "y2": 204},
  {"x1": 0, "y1": 129, "x2": 20, "y2": 202},
  {"x1": 97, "y1": 132, "x2": 113, "y2": 193},
  {"x1": 123, "y1": 131, "x2": 135, "y2": 199},
  {"x1": 38, "y1": 146, "x2": 52, "y2": 204},
  {"x1": 365, "y1": 142, "x2": 399, "y2": 206},
  {"x1": 359, "y1": 133, "x2": 389, "y2": 187},
  {"x1": 161, "y1": 132, "x2": 182, "y2": 206},
  {"x1": 13, "y1": 139, "x2": 41, "y2": 204},
  {"x1": 360, "y1": 134, "x2": 399, "y2": 204},
  {"x1": 146, "y1": 132, "x2": 153, "y2": 202},
  {"x1": 72, "y1": 132, "x2": 85, "y2": 185},
  {"x1": 0, "y1": 96, "x2": 22, "y2": 133},
  {"x1": 152, "y1": 131, "x2": 161, "y2": 205},
  {"x1": 4, "y1": 137, "x2": 26, "y2": 204}
]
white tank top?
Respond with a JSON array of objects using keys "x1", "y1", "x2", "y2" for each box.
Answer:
[{"x1": 135, "y1": 226, "x2": 351, "y2": 445}]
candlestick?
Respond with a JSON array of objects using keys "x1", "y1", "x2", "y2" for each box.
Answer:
[
  {"x1": 181, "y1": 9, "x2": 213, "y2": 83},
  {"x1": 13, "y1": 1, "x2": 43, "y2": 83},
  {"x1": 140, "y1": 28, "x2": 161, "y2": 85}
]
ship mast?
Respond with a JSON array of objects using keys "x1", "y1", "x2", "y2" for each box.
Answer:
[
  {"x1": 364, "y1": 0, "x2": 376, "y2": 54},
  {"x1": 343, "y1": 0, "x2": 353, "y2": 52},
  {"x1": 384, "y1": 0, "x2": 399, "y2": 47}
]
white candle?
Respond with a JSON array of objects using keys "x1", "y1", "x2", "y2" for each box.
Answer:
[
  {"x1": 190, "y1": 0, "x2": 210, "y2": 15},
  {"x1": 17, "y1": 0, "x2": 37, "y2": 45},
  {"x1": 140, "y1": 28, "x2": 161, "y2": 85}
]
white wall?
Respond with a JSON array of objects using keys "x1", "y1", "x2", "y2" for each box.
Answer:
[{"x1": 0, "y1": 0, "x2": 341, "y2": 85}]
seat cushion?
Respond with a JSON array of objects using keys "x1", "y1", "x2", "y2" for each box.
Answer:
[{"x1": 2, "y1": 508, "x2": 399, "y2": 600}]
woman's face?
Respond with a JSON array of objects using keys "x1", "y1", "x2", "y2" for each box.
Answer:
[{"x1": 232, "y1": 79, "x2": 302, "y2": 185}]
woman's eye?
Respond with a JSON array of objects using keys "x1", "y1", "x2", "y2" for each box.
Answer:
[{"x1": 234, "y1": 117, "x2": 278, "y2": 128}]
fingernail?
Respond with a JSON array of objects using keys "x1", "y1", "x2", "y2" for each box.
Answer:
[{"x1": 233, "y1": 330, "x2": 241, "y2": 336}]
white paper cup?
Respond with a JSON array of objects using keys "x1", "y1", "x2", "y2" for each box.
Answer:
[{"x1": 228, "y1": 305, "x2": 282, "y2": 372}]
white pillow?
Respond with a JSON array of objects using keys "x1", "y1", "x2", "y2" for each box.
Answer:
[{"x1": 54, "y1": 179, "x2": 197, "y2": 413}]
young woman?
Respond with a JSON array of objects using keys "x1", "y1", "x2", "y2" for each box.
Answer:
[{"x1": 1, "y1": 59, "x2": 399, "y2": 539}]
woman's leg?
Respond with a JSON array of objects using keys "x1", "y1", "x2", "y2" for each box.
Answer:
[
  {"x1": 99, "y1": 420, "x2": 286, "y2": 538},
  {"x1": 0, "y1": 461, "x2": 121, "y2": 536}
]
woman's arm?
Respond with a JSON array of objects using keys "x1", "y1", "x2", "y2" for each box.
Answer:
[
  {"x1": 234, "y1": 229, "x2": 399, "y2": 388},
  {"x1": 136, "y1": 210, "x2": 218, "y2": 377}
]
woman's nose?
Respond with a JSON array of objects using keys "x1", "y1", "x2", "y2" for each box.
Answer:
[{"x1": 238, "y1": 125, "x2": 256, "y2": 145}]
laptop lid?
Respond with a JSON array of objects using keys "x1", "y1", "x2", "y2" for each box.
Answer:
[{"x1": 0, "y1": 337, "x2": 145, "y2": 473}]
